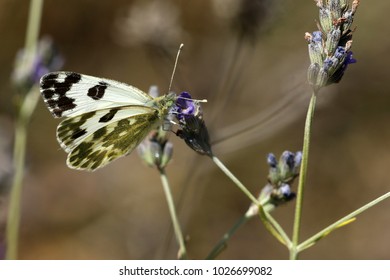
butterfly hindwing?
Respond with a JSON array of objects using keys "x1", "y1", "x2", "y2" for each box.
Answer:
[
  {"x1": 57, "y1": 105, "x2": 155, "y2": 151},
  {"x1": 61, "y1": 106, "x2": 161, "y2": 170}
]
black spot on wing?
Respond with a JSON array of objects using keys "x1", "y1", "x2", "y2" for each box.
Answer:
[
  {"x1": 88, "y1": 81, "x2": 108, "y2": 100},
  {"x1": 99, "y1": 109, "x2": 118, "y2": 123},
  {"x1": 71, "y1": 128, "x2": 87, "y2": 140},
  {"x1": 68, "y1": 141, "x2": 108, "y2": 170},
  {"x1": 40, "y1": 73, "x2": 59, "y2": 90},
  {"x1": 40, "y1": 72, "x2": 82, "y2": 117},
  {"x1": 57, "y1": 112, "x2": 95, "y2": 146}
]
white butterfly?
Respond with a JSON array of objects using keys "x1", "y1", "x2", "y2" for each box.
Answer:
[{"x1": 40, "y1": 71, "x2": 176, "y2": 171}]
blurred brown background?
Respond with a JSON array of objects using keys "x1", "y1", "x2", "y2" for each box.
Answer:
[{"x1": 1, "y1": 0, "x2": 390, "y2": 259}]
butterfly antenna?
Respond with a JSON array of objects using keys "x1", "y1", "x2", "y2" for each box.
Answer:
[
  {"x1": 177, "y1": 96, "x2": 208, "y2": 103},
  {"x1": 168, "y1": 43, "x2": 184, "y2": 93}
]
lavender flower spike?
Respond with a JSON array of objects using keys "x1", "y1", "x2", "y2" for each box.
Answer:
[{"x1": 306, "y1": 0, "x2": 360, "y2": 92}]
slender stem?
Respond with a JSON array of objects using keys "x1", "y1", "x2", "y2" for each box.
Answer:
[
  {"x1": 6, "y1": 0, "x2": 43, "y2": 259},
  {"x1": 211, "y1": 155, "x2": 259, "y2": 205},
  {"x1": 6, "y1": 0, "x2": 44, "y2": 260},
  {"x1": 6, "y1": 86, "x2": 40, "y2": 260},
  {"x1": 206, "y1": 211, "x2": 252, "y2": 260},
  {"x1": 159, "y1": 168, "x2": 187, "y2": 259},
  {"x1": 25, "y1": 0, "x2": 43, "y2": 56},
  {"x1": 207, "y1": 192, "x2": 294, "y2": 259},
  {"x1": 6, "y1": 115, "x2": 27, "y2": 260},
  {"x1": 211, "y1": 156, "x2": 292, "y2": 248},
  {"x1": 297, "y1": 191, "x2": 390, "y2": 253},
  {"x1": 290, "y1": 92, "x2": 317, "y2": 260},
  {"x1": 260, "y1": 207, "x2": 292, "y2": 248}
]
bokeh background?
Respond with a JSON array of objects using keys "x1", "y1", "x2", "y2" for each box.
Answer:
[{"x1": 1, "y1": 0, "x2": 390, "y2": 259}]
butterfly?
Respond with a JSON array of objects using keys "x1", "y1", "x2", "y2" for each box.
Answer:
[{"x1": 40, "y1": 71, "x2": 177, "y2": 171}]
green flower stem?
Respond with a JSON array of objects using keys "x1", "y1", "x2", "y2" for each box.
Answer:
[
  {"x1": 6, "y1": 0, "x2": 44, "y2": 260},
  {"x1": 258, "y1": 206, "x2": 292, "y2": 247},
  {"x1": 25, "y1": 0, "x2": 43, "y2": 57},
  {"x1": 207, "y1": 193, "x2": 292, "y2": 259},
  {"x1": 210, "y1": 156, "x2": 292, "y2": 254},
  {"x1": 297, "y1": 191, "x2": 390, "y2": 253},
  {"x1": 206, "y1": 191, "x2": 291, "y2": 260},
  {"x1": 159, "y1": 168, "x2": 187, "y2": 259},
  {"x1": 290, "y1": 92, "x2": 317, "y2": 260},
  {"x1": 206, "y1": 210, "x2": 252, "y2": 260},
  {"x1": 211, "y1": 155, "x2": 259, "y2": 205},
  {"x1": 6, "y1": 86, "x2": 40, "y2": 260}
]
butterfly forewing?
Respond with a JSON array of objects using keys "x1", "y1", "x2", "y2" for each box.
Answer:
[{"x1": 40, "y1": 72, "x2": 154, "y2": 118}]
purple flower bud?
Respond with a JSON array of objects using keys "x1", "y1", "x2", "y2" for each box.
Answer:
[
  {"x1": 294, "y1": 151, "x2": 302, "y2": 170},
  {"x1": 329, "y1": 51, "x2": 356, "y2": 84},
  {"x1": 268, "y1": 183, "x2": 296, "y2": 207},
  {"x1": 334, "y1": 46, "x2": 346, "y2": 59},
  {"x1": 267, "y1": 150, "x2": 302, "y2": 187},
  {"x1": 267, "y1": 153, "x2": 278, "y2": 168},
  {"x1": 281, "y1": 151, "x2": 295, "y2": 171},
  {"x1": 312, "y1": 31, "x2": 323, "y2": 43},
  {"x1": 279, "y1": 183, "x2": 292, "y2": 197}
]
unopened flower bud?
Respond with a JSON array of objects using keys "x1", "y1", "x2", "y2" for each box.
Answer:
[
  {"x1": 307, "y1": 31, "x2": 324, "y2": 66},
  {"x1": 266, "y1": 151, "x2": 302, "y2": 186},
  {"x1": 325, "y1": 28, "x2": 341, "y2": 56},
  {"x1": 329, "y1": 0, "x2": 342, "y2": 20},
  {"x1": 316, "y1": 67, "x2": 329, "y2": 88},
  {"x1": 267, "y1": 153, "x2": 277, "y2": 168},
  {"x1": 319, "y1": 8, "x2": 333, "y2": 33},
  {"x1": 308, "y1": 63, "x2": 320, "y2": 88},
  {"x1": 160, "y1": 141, "x2": 173, "y2": 168}
]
